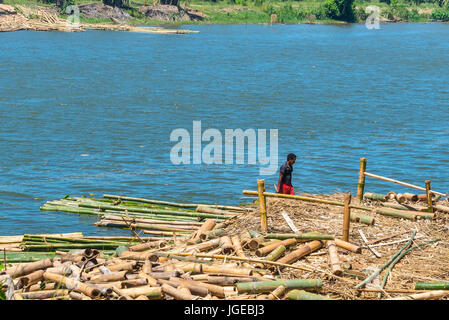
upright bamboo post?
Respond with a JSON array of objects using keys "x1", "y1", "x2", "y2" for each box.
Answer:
[
  {"x1": 356, "y1": 158, "x2": 367, "y2": 202},
  {"x1": 425, "y1": 180, "x2": 433, "y2": 213},
  {"x1": 257, "y1": 179, "x2": 268, "y2": 233},
  {"x1": 342, "y1": 193, "x2": 351, "y2": 242}
]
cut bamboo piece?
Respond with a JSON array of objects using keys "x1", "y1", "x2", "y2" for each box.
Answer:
[
  {"x1": 231, "y1": 235, "x2": 251, "y2": 268},
  {"x1": 257, "y1": 179, "x2": 268, "y2": 232},
  {"x1": 333, "y1": 239, "x2": 362, "y2": 253},
  {"x1": 69, "y1": 291, "x2": 92, "y2": 300},
  {"x1": 164, "y1": 277, "x2": 209, "y2": 297},
  {"x1": 169, "y1": 277, "x2": 225, "y2": 298},
  {"x1": 363, "y1": 192, "x2": 387, "y2": 201},
  {"x1": 381, "y1": 202, "x2": 428, "y2": 212},
  {"x1": 247, "y1": 236, "x2": 264, "y2": 250},
  {"x1": 387, "y1": 290, "x2": 449, "y2": 300},
  {"x1": 415, "y1": 282, "x2": 449, "y2": 290},
  {"x1": 138, "y1": 272, "x2": 158, "y2": 287},
  {"x1": 239, "y1": 231, "x2": 252, "y2": 247},
  {"x1": 43, "y1": 272, "x2": 100, "y2": 298},
  {"x1": 189, "y1": 219, "x2": 216, "y2": 244},
  {"x1": 434, "y1": 204, "x2": 449, "y2": 214},
  {"x1": 403, "y1": 193, "x2": 418, "y2": 202},
  {"x1": 89, "y1": 271, "x2": 128, "y2": 283},
  {"x1": 236, "y1": 279, "x2": 322, "y2": 294},
  {"x1": 200, "y1": 228, "x2": 225, "y2": 241},
  {"x1": 219, "y1": 236, "x2": 235, "y2": 255},
  {"x1": 356, "y1": 158, "x2": 367, "y2": 202},
  {"x1": 395, "y1": 193, "x2": 406, "y2": 203},
  {"x1": 135, "y1": 295, "x2": 149, "y2": 300},
  {"x1": 117, "y1": 285, "x2": 162, "y2": 299},
  {"x1": 129, "y1": 240, "x2": 166, "y2": 252},
  {"x1": 201, "y1": 264, "x2": 253, "y2": 277},
  {"x1": 267, "y1": 285, "x2": 286, "y2": 300},
  {"x1": 265, "y1": 245, "x2": 286, "y2": 262},
  {"x1": 120, "y1": 278, "x2": 148, "y2": 288},
  {"x1": 342, "y1": 193, "x2": 351, "y2": 242},
  {"x1": 287, "y1": 289, "x2": 333, "y2": 300},
  {"x1": 256, "y1": 238, "x2": 296, "y2": 257},
  {"x1": 21, "y1": 289, "x2": 70, "y2": 300},
  {"x1": 276, "y1": 241, "x2": 324, "y2": 267},
  {"x1": 6, "y1": 259, "x2": 53, "y2": 278},
  {"x1": 327, "y1": 241, "x2": 343, "y2": 276},
  {"x1": 118, "y1": 251, "x2": 159, "y2": 262},
  {"x1": 16, "y1": 269, "x2": 45, "y2": 289},
  {"x1": 161, "y1": 283, "x2": 197, "y2": 300},
  {"x1": 107, "y1": 261, "x2": 137, "y2": 272}
]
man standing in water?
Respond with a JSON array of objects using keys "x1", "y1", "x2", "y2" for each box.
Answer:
[{"x1": 277, "y1": 153, "x2": 296, "y2": 195}]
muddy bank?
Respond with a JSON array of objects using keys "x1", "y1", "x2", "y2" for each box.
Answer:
[
  {"x1": 138, "y1": 5, "x2": 206, "y2": 21},
  {"x1": 78, "y1": 3, "x2": 131, "y2": 21}
]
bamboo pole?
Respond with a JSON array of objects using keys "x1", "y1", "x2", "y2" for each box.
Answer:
[
  {"x1": 415, "y1": 282, "x2": 449, "y2": 290},
  {"x1": 236, "y1": 279, "x2": 322, "y2": 294},
  {"x1": 266, "y1": 233, "x2": 333, "y2": 241},
  {"x1": 242, "y1": 190, "x2": 372, "y2": 211},
  {"x1": 386, "y1": 290, "x2": 449, "y2": 300},
  {"x1": 425, "y1": 180, "x2": 434, "y2": 213},
  {"x1": 257, "y1": 179, "x2": 268, "y2": 232},
  {"x1": 327, "y1": 241, "x2": 343, "y2": 276},
  {"x1": 196, "y1": 206, "x2": 237, "y2": 216},
  {"x1": 342, "y1": 193, "x2": 351, "y2": 242},
  {"x1": 403, "y1": 193, "x2": 418, "y2": 202},
  {"x1": 355, "y1": 231, "x2": 416, "y2": 289},
  {"x1": 333, "y1": 239, "x2": 362, "y2": 253},
  {"x1": 356, "y1": 158, "x2": 367, "y2": 202},
  {"x1": 363, "y1": 172, "x2": 446, "y2": 197},
  {"x1": 375, "y1": 208, "x2": 433, "y2": 220}
]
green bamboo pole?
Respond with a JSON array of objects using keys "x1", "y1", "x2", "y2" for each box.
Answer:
[
  {"x1": 381, "y1": 203, "x2": 428, "y2": 212},
  {"x1": 236, "y1": 279, "x2": 322, "y2": 294},
  {"x1": 4, "y1": 252, "x2": 59, "y2": 263},
  {"x1": 378, "y1": 238, "x2": 441, "y2": 297},
  {"x1": 265, "y1": 233, "x2": 334, "y2": 241},
  {"x1": 287, "y1": 289, "x2": 334, "y2": 300},
  {"x1": 355, "y1": 231, "x2": 416, "y2": 289},
  {"x1": 21, "y1": 243, "x2": 124, "y2": 252},
  {"x1": 78, "y1": 203, "x2": 229, "y2": 220},
  {"x1": 375, "y1": 208, "x2": 433, "y2": 220},
  {"x1": 415, "y1": 282, "x2": 449, "y2": 290}
]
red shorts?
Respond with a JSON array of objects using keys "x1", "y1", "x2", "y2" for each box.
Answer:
[{"x1": 279, "y1": 183, "x2": 294, "y2": 195}]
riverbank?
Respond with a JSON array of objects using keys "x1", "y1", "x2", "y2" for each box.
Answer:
[{"x1": 1, "y1": 0, "x2": 448, "y2": 32}]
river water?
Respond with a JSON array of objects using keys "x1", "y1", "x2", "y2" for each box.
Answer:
[{"x1": 0, "y1": 23, "x2": 448, "y2": 236}]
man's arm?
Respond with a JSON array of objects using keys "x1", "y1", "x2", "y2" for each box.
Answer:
[{"x1": 277, "y1": 173, "x2": 283, "y2": 193}]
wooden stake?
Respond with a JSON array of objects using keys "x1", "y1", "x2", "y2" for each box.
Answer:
[
  {"x1": 425, "y1": 180, "x2": 433, "y2": 213},
  {"x1": 257, "y1": 179, "x2": 267, "y2": 233},
  {"x1": 342, "y1": 193, "x2": 351, "y2": 242},
  {"x1": 356, "y1": 158, "x2": 367, "y2": 202}
]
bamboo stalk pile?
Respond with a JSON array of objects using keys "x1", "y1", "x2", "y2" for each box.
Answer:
[{"x1": 2, "y1": 189, "x2": 449, "y2": 300}]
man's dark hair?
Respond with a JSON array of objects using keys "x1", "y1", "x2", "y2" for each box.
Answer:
[{"x1": 287, "y1": 153, "x2": 296, "y2": 161}]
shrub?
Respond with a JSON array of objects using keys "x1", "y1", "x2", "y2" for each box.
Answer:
[
  {"x1": 430, "y1": 7, "x2": 449, "y2": 20},
  {"x1": 321, "y1": 0, "x2": 356, "y2": 21}
]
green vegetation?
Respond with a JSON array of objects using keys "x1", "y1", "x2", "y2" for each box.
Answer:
[
  {"x1": 3, "y1": 0, "x2": 449, "y2": 23},
  {"x1": 0, "y1": 264, "x2": 5, "y2": 301}
]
